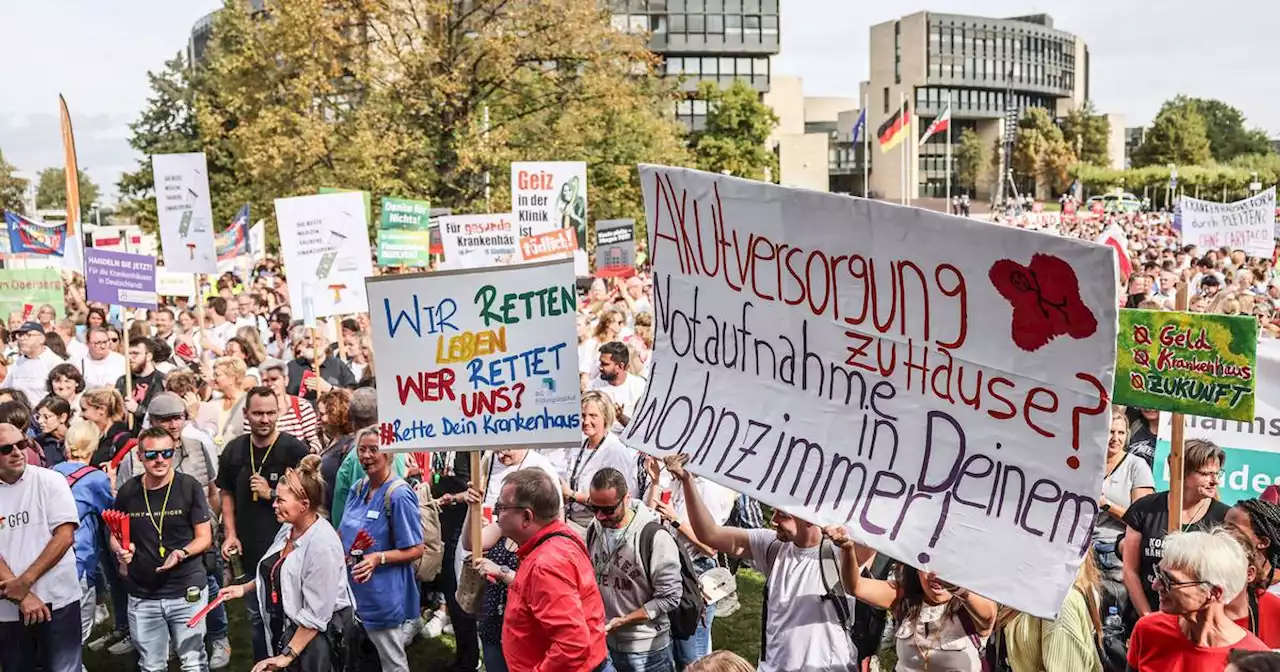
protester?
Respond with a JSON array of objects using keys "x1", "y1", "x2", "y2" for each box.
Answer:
[
  {"x1": 225, "y1": 336, "x2": 262, "y2": 384},
  {"x1": 253, "y1": 359, "x2": 322, "y2": 453},
  {"x1": 564, "y1": 392, "x2": 640, "y2": 532},
  {"x1": 52, "y1": 419, "x2": 114, "y2": 645},
  {"x1": 425, "y1": 444, "x2": 478, "y2": 672},
  {"x1": 34, "y1": 395, "x2": 72, "y2": 465},
  {"x1": 338, "y1": 427, "x2": 424, "y2": 672},
  {"x1": 116, "y1": 337, "x2": 167, "y2": 429},
  {"x1": 197, "y1": 356, "x2": 249, "y2": 453},
  {"x1": 997, "y1": 553, "x2": 1104, "y2": 671},
  {"x1": 1094, "y1": 408, "x2": 1155, "y2": 615},
  {"x1": 1222, "y1": 526, "x2": 1280, "y2": 646},
  {"x1": 684, "y1": 651, "x2": 754, "y2": 672},
  {"x1": 55, "y1": 318, "x2": 89, "y2": 362},
  {"x1": 46, "y1": 361, "x2": 87, "y2": 410},
  {"x1": 1, "y1": 321, "x2": 63, "y2": 404},
  {"x1": 579, "y1": 309, "x2": 625, "y2": 381},
  {"x1": 80, "y1": 326, "x2": 128, "y2": 389},
  {"x1": 1227, "y1": 496, "x2": 1280, "y2": 592},
  {"x1": 285, "y1": 326, "x2": 355, "y2": 405},
  {"x1": 495, "y1": 468, "x2": 611, "y2": 672},
  {"x1": 328, "y1": 388, "x2": 391, "y2": 521},
  {"x1": 315, "y1": 389, "x2": 354, "y2": 511},
  {"x1": 589, "y1": 341, "x2": 647, "y2": 434},
  {"x1": 81, "y1": 388, "x2": 133, "y2": 467},
  {"x1": 0, "y1": 422, "x2": 82, "y2": 672},
  {"x1": 202, "y1": 298, "x2": 237, "y2": 357}
]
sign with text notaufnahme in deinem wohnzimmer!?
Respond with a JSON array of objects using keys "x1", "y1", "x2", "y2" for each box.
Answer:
[{"x1": 623, "y1": 165, "x2": 1118, "y2": 620}]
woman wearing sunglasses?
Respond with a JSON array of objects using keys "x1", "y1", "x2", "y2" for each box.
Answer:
[{"x1": 1127, "y1": 528, "x2": 1268, "y2": 670}]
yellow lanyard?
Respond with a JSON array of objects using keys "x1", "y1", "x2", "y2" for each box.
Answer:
[
  {"x1": 143, "y1": 476, "x2": 176, "y2": 557},
  {"x1": 250, "y1": 436, "x2": 279, "y2": 502}
]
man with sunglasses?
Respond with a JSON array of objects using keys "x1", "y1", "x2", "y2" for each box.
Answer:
[
  {"x1": 110, "y1": 427, "x2": 213, "y2": 672},
  {"x1": 0, "y1": 422, "x2": 82, "y2": 672}
]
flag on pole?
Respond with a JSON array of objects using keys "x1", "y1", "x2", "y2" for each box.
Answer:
[
  {"x1": 850, "y1": 109, "x2": 867, "y2": 146},
  {"x1": 918, "y1": 105, "x2": 952, "y2": 147},
  {"x1": 215, "y1": 205, "x2": 252, "y2": 262},
  {"x1": 877, "y1": 102, "x2": 910, "y2": 153},
  {"x1": 1096, "y1": 223, "x2": 1133, "y2": 281},
  {"x1": 58, "y1": 95, "x2": 85, "y2": 274},
  {"x1": 5, "y1": 212, "x2": 69, "y2": 256}
]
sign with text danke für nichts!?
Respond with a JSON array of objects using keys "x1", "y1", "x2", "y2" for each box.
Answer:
[
  {"x1": 625, "y1": 166, "x2": 1118, "y2": 619},
  {"x1": 1114, "y1": 309, "x2": 1257, "y2": 422},
  {"x1": 366, "y1": 259, "x2": 582, "y2": 451}
]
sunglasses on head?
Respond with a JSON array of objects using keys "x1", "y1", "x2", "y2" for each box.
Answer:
[
  {"x1": 0, "y1": 440, "x2": 26, "y2": 456},
  {"x1": 143, "y1": 449, "x2": 175, "y2": 461}
]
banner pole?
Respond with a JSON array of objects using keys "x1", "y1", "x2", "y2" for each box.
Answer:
[
  {"x1": 899, "y1": 91, "x2": 906, "y2": 206},
  {"x1": 862, "y1": 95, "x2": 869, "y2": 199},
  {"x1": 470, "y1": 451, "x2": 484, "y2": 555},
  {"x1": 123, "y1": 320, "x2": 135, "y2": 430},
  {"x1": 194, "y1": 274, "x2": 207, "y2": 365},
  {"x1": 945, "y1": 91, "x2": 952, "y2": 213},
  {"x1": 1166, "y1": 281, "x2": 1190, "y2": 533}
]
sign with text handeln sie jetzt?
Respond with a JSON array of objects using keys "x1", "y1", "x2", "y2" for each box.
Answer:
[
  {"x1": 366, "y1": 259, "x2": 582, "y2": 452},
  {"x1": 623, "y1": 165, "x2": 1118, "y2": 619}
]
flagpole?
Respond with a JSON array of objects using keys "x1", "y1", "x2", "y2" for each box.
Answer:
[
  {"x1": 862, "y1": 96, "x2": 869, "y2": 199},
  {"x1": 899, "y1": 91, "x2": 906, "y2": 205},
  {"x1": 946, "y1": 91, "x2": 953, "y2": 214}
]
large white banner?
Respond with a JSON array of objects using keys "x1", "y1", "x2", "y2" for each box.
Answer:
[
  {"x1": 1178, "y1": 188, "x2": 1277, "y2": 258},
  {"x1": 366, "y1": 259, "x2": 581, "y2": 452},
  {"x1": 438, "y1": 213, "x2": 520, "y2": 270},
  {"x1": 275, "y1": 192, "x2": 375, "y2": 321},
  {"x1": 511, "y1": 161, "x2": 587, "y2": 241},
  {"x1": 624, "y1": 166, "x2": 1118, "y2": 619},
  {"x1": 152, "y1": 153, "x2": 218, "y2": 274}
]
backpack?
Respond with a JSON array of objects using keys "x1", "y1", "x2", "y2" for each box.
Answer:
[
  {"x1": 360, "y1": 477, "x2": 444, "y2": 582},
  {"x1": 850, "y1": 553, "x2": 896, "y2": 661},
  {"x1": 586, "y1": 520, "x2": 704, "y2": 640},
  {"x1": 64, "y1": 465, "x2": 99, "y2": 487},
  {"x1": 759, "y1": 538, "x2": 859, "y2": 662}
]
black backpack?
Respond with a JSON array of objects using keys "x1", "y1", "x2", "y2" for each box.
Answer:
[{"x1": 587, "y1": 521, "x2": 704, "y2": 640}]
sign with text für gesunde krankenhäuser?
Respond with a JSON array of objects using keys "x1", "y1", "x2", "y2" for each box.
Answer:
[
  {"x1": 1115, "y1": 309, "x2": 1257, "y2": 422},
  {"x1": 624, "y1": 165, "x2": 1118, "y2": 619}
]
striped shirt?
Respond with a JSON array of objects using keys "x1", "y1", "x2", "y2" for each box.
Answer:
[{"x1": 243, "y1": 395, "x2": 322, "y2": 454}]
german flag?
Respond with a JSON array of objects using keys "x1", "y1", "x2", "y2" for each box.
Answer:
[{"x1": 877, "y1": 101, "x2": 911, "y2": 153}]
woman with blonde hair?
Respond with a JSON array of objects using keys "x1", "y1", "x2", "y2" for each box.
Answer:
[
  {"x1": 197, "y1": 357, "x2": 250, "y2": 452},
  {"x1": 685, "y1": 651, "x2": 754, "y2": 672},
  {"x1": 578, "y1": 308, "x2": 626, "y2": 381},
  {"x1": 561, "y1": 391, "x2": 641, "y2": 533},
  {"x1": 53, "y1": 419, "x2": 114, "y2": 646},
  {"x1": 355, "y1": 336, "x2": 375, "y2": 389},
  {"x1": 997, "y1": 553, "x2": 1104, "y2": 672}
]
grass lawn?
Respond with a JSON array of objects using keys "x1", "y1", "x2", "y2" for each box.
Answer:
[{"x1": 83, "y1": 570, "x2": 766, "y2": 670}]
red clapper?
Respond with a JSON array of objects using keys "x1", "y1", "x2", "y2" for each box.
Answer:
[{"x1": 186, "y1": 593, "x2": 226, "y2": 628}]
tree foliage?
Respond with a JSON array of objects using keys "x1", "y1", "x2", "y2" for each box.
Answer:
[
  {"x1": 690, "y1": 79, "x2": 778, "y2": 180},
  {"x1": 0, "y1": 148, "x2": 26, "y2": 214},
  {"x1": 1010, "y1": 108, "x2": 1074, "y2": 196},
  {"x1": 1132, "y1": 98, "x2": 1213, "y2": 168},
  {"x1": 953, "y1": 128, "x2": 986, "y2": 194},
  {"x1": 1183, "y1": 97, "x2": 1273, "y2": 162},
  {"x1": 35, "y1": 168, "x2": 99, "y2": 219},
  {"x1": 1059, "y1": 101, "x2": 1111, "y2": 166}
]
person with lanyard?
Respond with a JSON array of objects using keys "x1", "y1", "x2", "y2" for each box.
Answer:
[
  {"x1": 337, "y1": 427, "x2": 424, "y2": 672},
  {"x1": 426, "y1": 445, "x2": 479, "y2": 672},
  {"x1": 196, "y1": 357, "x2": 249, "y2": 454},
  {"x1": 1121, "y1": 439, "x2": 1230, "y2": 631},
  {"x1": 564, "y1": 392, "x2": 639, "y2": 534},
  {"x1": 217, "y1": 386, "x2": 311, "y2": 663},
  {"x1": 220, "y1": 454, "x2": 353, "y2": 672},
  {"x1": 51, "y1": 419, "x2": 114, "y2": 648},
  {"x1": 108, "y1": 427, "x2": 214, "y2": 672},
  {"x1": 1093, "y1": 409, "x2": 1155, "y2": 617}
]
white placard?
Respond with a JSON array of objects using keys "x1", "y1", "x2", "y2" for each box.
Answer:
[
  {"x1": 249, "y1": 220, "x2": 266, "y2": 260},
  {"x1": 438, "y1": 213, "x2": 520, "y2": 269},
  {"x1": 1178, "y1": 187, "x2": 1277, "y2": 258},
  {"x1": 366, "y1": 259, "x2": 581, "y2": 452},
  {"x1": 155, "y1": 268, "x2": 197, "y2": 300},
  {"x1": 275, "y1": 192, "x2": 375, "y2": 321},
  {"x1": 624, "y1": 165, "x2": 1118, "y2": 619},
  {"x1": 511, "y1": 161, "x2": 587, "y2": 240},
  {"x1": 152, "y1": 153, "x2": 218, "y2": 273}
]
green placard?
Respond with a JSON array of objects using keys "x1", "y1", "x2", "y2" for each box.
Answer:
[
  {"x1": 377, "y1": 196, "x2": 432, "y2": 266},
  {"x1": 1115, "y1": 309, "x2": 1257, "y2": 421},
  {"x1": 0, "y1": 268, "x2": 66, "y2": 320}
]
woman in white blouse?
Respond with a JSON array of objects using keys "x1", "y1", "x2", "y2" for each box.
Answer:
[{"x1": 561, "y1": 391, "x2": 641, "y2": 533}]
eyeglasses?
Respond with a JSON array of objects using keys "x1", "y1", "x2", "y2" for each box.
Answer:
[
  {"x1": 1155, "y1": 569, "x2": 1208, "y2": 592},
  {"x1": 1194, "y1": 469, "x2": 1225, "y2": 481},
  {"x1": 142, "y1": 449, "x2": 175, "y2": 461},
  {"x1": 587, "y1": 500, "x2": 624, "y2": 515},
  {"x1": 0, "y1": 441, "x2": 24, "y2": 456},
  {"x1": 493, "y1": 502, "x2": 528, "y2": 517}
]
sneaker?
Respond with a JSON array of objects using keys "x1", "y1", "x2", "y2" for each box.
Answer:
[
  {"x1": 93, "y1": 603, "x2": 109, "y2": 627},
  {"x1": 107, "y1": 634, "x2": 136, "y2": 656},
  {"x1": 422, "y1": 611, "x2": 447, "y2": 639},
  {"x1": 209, "y1": 636, "x2": 232, "y2": 669},
  {"x1": 87, "y1": 630, "x2": 125, "y2": 653}
]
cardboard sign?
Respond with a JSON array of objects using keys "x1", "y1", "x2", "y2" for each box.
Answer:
[
  {"x1": 152, "y1": 153, "x2": 218, "y2": 273},
  {"x1": 594, "y1": 218, "x2": 636, "y2": 277},
  {"x1": 378, "y1": 197, "x2": 433, "y2": 266},
  {"x1": 1178, "y1": 188, "x2": 1277, "y2": 258},
  {"x1": 366, "y1": 259, "x2": 581, "y2": 452},
  {"x1": 0, "y1": 269, "x2": 66, "y2": 319},
  {"x1": 519, "y1": 228, "x2": 576, "y2": 263},
  {"x1": 438, "y1": 213, "x2": 519, "y2": 269},
  {"x1": 1115, "y1": 309, "x2": 1257, "y2": 422},
  {"x1": 511, "y1": 161, "x2": 587, "y2": 244},
  {"x1": 623, "y1": 165, "x2": 1118, "y2": 619},
  {"x1": 275, "y1": 192, "x2": 375, "y2": 322},
  {"x1": 85, "y1": 249, "x2": 157, "y2": 309}
]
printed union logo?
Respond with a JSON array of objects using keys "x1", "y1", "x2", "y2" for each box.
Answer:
[{"x1": 541, "y1": 377, "x2": 556, "y2": 392}]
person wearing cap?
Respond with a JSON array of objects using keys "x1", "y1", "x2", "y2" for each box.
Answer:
[{"x1": 0, "y1": 322, "x2": 63, "y2": 406}]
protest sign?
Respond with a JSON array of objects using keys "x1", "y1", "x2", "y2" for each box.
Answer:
[
  {"x1": 518, "y1": 228, "x2": 576, "y2": 264},
  {"x1": 155, "y1": 268, "x2": 197, "y2": 302},
  {"x1": 1114, "y1": 309, "x2": 1256, "y2": 422},
  {"x1": 85, "y1": 249, "x2": 156, "y2": 309},
  {"x1": 366, "y1": 259, "x2": 581, "y2": 452},
  {"x1": 511, "y1": 161, "x2": 587, "y2": 244},
  {"x1": 623, "y1": 166, "x2": 1118, "y2": 619},
  {"x1": 438, "y1": 213, "x2": 519, "y2": 269},
  {"x1": 1156, "y1": 340, "x2": 1280, "y2": 504},
  {"x1": 5, "y1": 212, "x2": 68, "y2": 257},
  {"x1": 275, "y1": 192, "x2": 375, "y2": 321},
  {"x1": 249, "y1": 220, "x2": 267, "y2": 260},
  {"x1": 594, "y1": 218, "x2": 636, "y2": 277},
  {"x1": 0, "y1": 268, "x2": 65, "y2": 318},
  {"x1": 1177, "y1": 188, "x2": 1277, "y2": 258},
  {"x1": 152, "y1": 153, "x2": 218, "y2": 273},
  {"x1": 377, "y1": 197, "x2": 433, "y2": 266}
]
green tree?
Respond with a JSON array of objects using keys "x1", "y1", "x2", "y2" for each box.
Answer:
[
  {"x1": 1187, "y1": 97, "x2": 1273, "y2": 162},
  {"x1": 953, "y1": 128, "x2": 987, "y2": 193},
  {"x1": 1059, "y1": 101, "x2": 1112, "y2": 166},
  {"x1": 1010, "y1": 107, "x2": 1075, "y2": 196},
  {"x1": 0, "y1": 148, "x2": 27, "y2": 214},
  {"x1": 1132, "y1": 99, "x2": 1212, "y2": 168},
  {"x1": 690, "y1": 79, "x2": 779, "y2": 181},
  {"x1": 35, "y1": 168, "x2": 99, "y2": 220}
]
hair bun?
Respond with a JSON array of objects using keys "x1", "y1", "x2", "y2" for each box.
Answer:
[{"x1": 297, "y1": 454, "x2": 322, "y2": 475}]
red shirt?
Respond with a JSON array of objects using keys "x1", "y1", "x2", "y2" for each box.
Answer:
[
  {"x1": 1129, "y1": 612, "x2": 1270, "y2": 672},
  {"x1": 1232, "y1": 589, "x2": 1280, "y2": 648},
  {"x1": 503, "y1": 520, "x2": 608, "y2": 672}
]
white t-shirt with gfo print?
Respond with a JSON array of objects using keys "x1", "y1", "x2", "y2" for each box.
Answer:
[{"x1": 0, "y1": 465, "x2": 82, "y2": 621}]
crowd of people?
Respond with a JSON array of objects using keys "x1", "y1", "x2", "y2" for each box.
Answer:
[{"x1": 0, "y1": 198, "x2": 1277, "y2": 672}]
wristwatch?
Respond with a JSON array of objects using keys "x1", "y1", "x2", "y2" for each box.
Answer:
[
  {"x1": 671, "y1": 520, "x2": 682, "y2": 529},
  {"x1": 281, "y1": 645, "x2": 297, "y2": 660},
  {"x1": 1101, "y1": 502, "x2": 1112, "y2": 512}
]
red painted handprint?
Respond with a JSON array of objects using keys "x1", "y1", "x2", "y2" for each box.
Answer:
[{"x1": 989, "y1": 254, "x2": 1098, "y2": 352}]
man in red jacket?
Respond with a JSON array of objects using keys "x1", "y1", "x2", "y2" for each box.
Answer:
[{"x1": 498, "y1": 469, "x2": 611, "y2": 672}]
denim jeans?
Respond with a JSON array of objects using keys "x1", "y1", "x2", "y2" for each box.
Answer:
[
  {"x1": 0, "y1": 602, "x2": 84, "y2": 672},
  {"x1": 244, "y1": 584, "x2": 268, "y2": 663},
  {"x1": 482, "y1": 640, "x2": 509, "y2": 672},
  {"x1": 672, "y1": 601, "x2": 716, "y2": 670},
  {"x1": 610, "y1": 644, "x2": 675, "y2": 672},
  {"x1": 128, "y1": 588, "x2": 209, "y2": 672}
]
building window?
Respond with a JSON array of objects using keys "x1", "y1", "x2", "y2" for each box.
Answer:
[{"x1": 725, "y1": 13, "x2": 741, "y2": 35}]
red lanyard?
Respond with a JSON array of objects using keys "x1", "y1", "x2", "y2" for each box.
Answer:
[{"x1": 269, "y1": 547, "x2": 291, "y2": 605}]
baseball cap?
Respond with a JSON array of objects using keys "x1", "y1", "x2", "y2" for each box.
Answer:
[
  {"x1": 12, "y1": 322, "x2": 43, "y2": 335},
  {"x1": 147, "y1": 392, "x2": 186, "y2": 419}
]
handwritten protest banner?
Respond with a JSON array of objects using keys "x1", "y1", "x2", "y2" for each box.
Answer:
[
  {"x1": 0, "y1": 268, "x2": 66, "y2": 318},
  {"x1": 275, "y1": 192, "x2": 375, "y2": 322},
  {"x1": 1156, "y1": 339, "x2": 1280, "y2": 504},
  {"x1": 511, "y1": 161, "x2": 587, "y2": 243},
  {"x1": 1115, "y1": 309, "x2": 1256, "y2": 422},
  {"x1": 378, "y1": 197, "x2": 432, "y2": 266},
  {"x1": 152, "y1": 153, "x2": 217, "y2": 273},
  {"x1": 366, "y1": 259, "x2": 581, "y2": 452},
  {"x1": 1177, "y1": 188, "x2": 1276, "y2": 258},
  {"x1": 85, "y1": 249, "x2": 156, "y2": 309},
  {"x1": 594, "y1": 218, "x2": 636, "y2": 277},
  {"x1": 623, "y1": 166, "x2": 1118, "y2": 619},
  {"x1": 438, "y1": 213, "x2": 519, "y2": 269}
]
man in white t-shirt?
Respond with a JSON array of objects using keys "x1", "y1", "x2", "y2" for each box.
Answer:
[
  {"x1": 201, "y1": 297, "x2": 238, "y2": 358},
  {"x1": 589, "y1": 341, "x2": 648, "y2": 434},
  {"x1": 666, "y1": 453, "x2": 866, "y2": 672},
  {"x1": 0, "y1": 422, "x2": 82, "y2": 672},
  {"x1": 481, "y1": 448, "x2": 562, "y2": 517},
  {"x1": 79, "y1": 326, "x2": 127, "y2": 389},
  {"x1": 0, "y1": 323, "x2": 63, "y2": 406}
]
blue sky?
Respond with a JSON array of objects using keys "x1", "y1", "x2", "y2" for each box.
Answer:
[{"x1": 2, "y1": 0, "x2": 1278, "y2": 205}]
